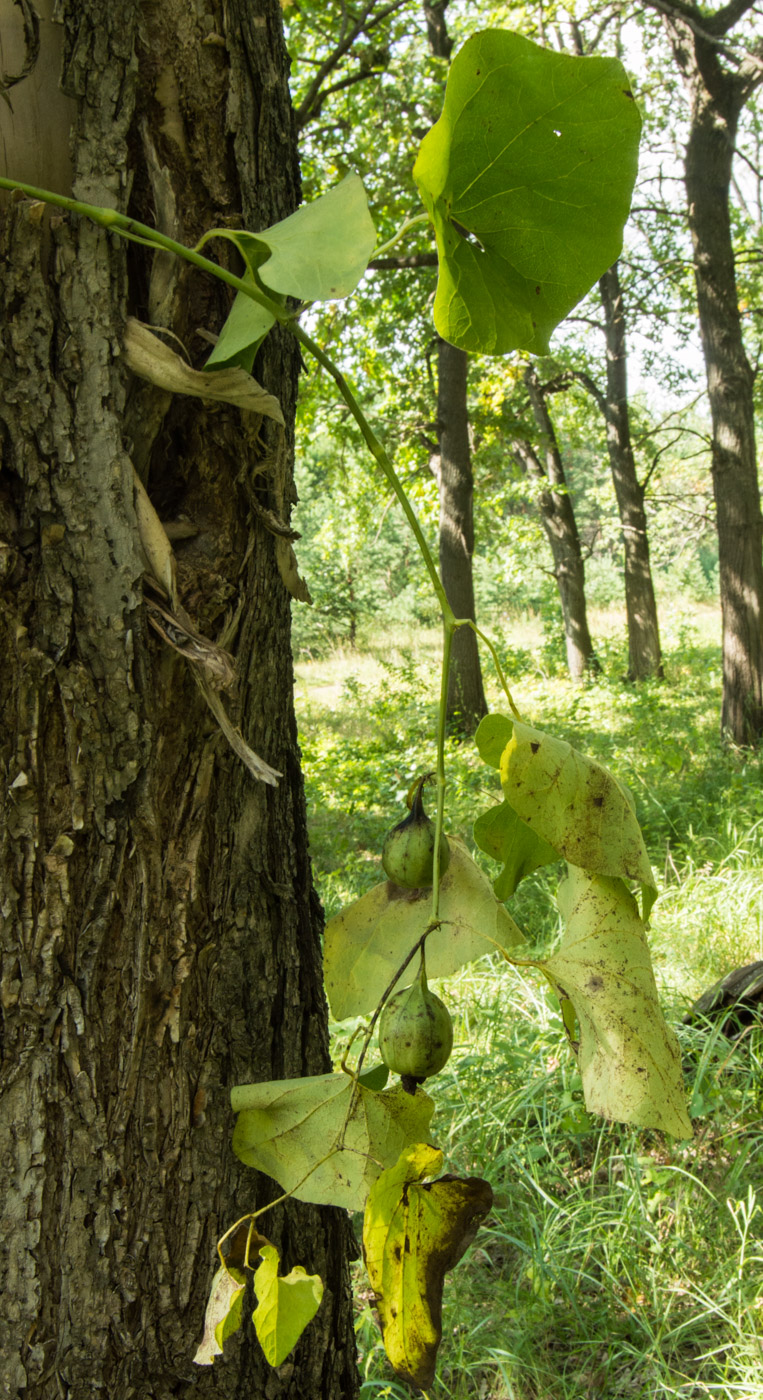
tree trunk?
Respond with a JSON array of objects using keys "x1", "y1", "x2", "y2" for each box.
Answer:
[
  {"x1": 685, "y1": 91, "x2": 763, "y2": 742},
  {"x1": 514, "y1": 366, "x2": 598, "y2": 682},
  {"x1": 598, "y1": 262, "x2": 663, "y2": 681},
  {"x1": 0, "y1": 3, "x2": 358, "y2": 1398},
  {"x1": 422, "y1": 2, "x2": 486, "y2": 735},
  {"x1": 658, "y1": 3, "x2": 763, "y2": 742},
  {"x1": 435, "y1": 336, "x2": 488, "y2": 732}
]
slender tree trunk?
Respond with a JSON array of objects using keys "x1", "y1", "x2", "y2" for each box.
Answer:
[
  {"x1": 424, "y1": 2, "x2": 486, "y2": 734},
  {"x1": 656, "y1": 3, "x2": 763, "y2": 742},
  {"x1": 599, "y1": 262, "x2": 663, "y2": 680},
  {"x1": 684, "y1": 93, "x2": 763, "y2": 742},
  {"x1": 435, "y1": 336, "x2": 488, "y2": 731},
  {"x1": 514, "y1": 366, "x2": 598, "y2": 682},
  {"x1": 0, "y1": 4, "x2": 358, "y2": 1398}
]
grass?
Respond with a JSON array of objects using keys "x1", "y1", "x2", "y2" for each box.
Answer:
[{"x1": 294, "y1": 602, "x2": 763, "y2": 1400}]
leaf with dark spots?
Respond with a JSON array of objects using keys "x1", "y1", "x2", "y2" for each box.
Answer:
[
  {"x1": 541, "y1": 868, "x2": 692, "y2": 1137},
  {"x1": 363, "y1": 1144, "x2": 493, "y2": 1390},
  {"x1": 499, "y1": 719, "x2": 656, "y2": 914}
]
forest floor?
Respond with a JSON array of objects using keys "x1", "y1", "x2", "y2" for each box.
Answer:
[{"x1": 294, "y1": 599, "x2": 763, "y2": 1400}]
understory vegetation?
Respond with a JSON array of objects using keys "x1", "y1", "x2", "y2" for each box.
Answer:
[{"x1": 295, "y1": 604, "x2": 763, "y2": 1400}]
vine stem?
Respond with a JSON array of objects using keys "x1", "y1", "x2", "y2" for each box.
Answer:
[
  {"x1": 291, "y1": 322, "x2": 452, "y2": 624},
  {"x1": 0, "y1": 177, "x2": 286, "y2": 323},
  {"x1": 371, "y1": 211, "x2": 431, "y2": 260}
]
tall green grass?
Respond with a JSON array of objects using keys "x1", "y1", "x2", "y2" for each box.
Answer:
[{"x1": 295, "y1": 610, "x2": 763, "y2": 1400}]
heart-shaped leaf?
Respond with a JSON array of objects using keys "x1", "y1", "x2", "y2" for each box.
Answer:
[
  {"x1": 252, "y1": 1245, "x2": 323, "y2": 1366},
  {"x1": 231, "y1": 1073, "x2": 433, "y2": 1211},
  {"x1": 413, "y1": 30, "x2": 641, "y2": 354},
  {"x1": 500, "y1": 719, "x2": 655, "y2": 913}
]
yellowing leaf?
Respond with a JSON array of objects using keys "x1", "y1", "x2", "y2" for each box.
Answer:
[
  {"x1": 500, "y1": 720, "x2": 655, "y2": 908},
  {"x1": 193, "y1": 1266, "x2": 246, "y2": 1366},
  {"x1": 324, "y1": 837, "x2": 525, "y2": 1021},
  {"x1": 542, "y1": 867, "x2": 692, "y2": 1138},
  {"x1": 363, "y1": 1144, "x2": 493, "y2": 1390},
  {"x1": 231, "y1": 1073, "x2": 434, "y2": 1211},
  {"x1": 252, "y1": 1245, "x2": 323, "y2": 1366}
]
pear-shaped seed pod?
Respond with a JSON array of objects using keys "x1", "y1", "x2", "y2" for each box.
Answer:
[
  {"x1": 381, "y1": 777, "x2": 450, "y2": 889},
  {"x1": 378, "y1": 956, "x2": 453, "y2": 1080}
]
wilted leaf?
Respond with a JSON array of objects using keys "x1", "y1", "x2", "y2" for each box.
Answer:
[
  {"x1": 413, "y1": 30, "x2": 641, "y2": 355},
  {"x1": 132, "y1": 467, "x2": 177, "y2": 607},
  {"x1": 124, "y1": 317, "x2": 284, "y2": 421},
  {"x1": 363, "y1": 1144, "x2": 493, "y2": 1390},
  {"x1": 276, "y1": 536, "x2": 312, "y2": 603},
  {"x1": 231, "y1": 1073, "x2": 434, "y2": 1211},
  {"x1": 324, "y1": 837, "x2": 525, "y2": 1021},
  {"x1": 542, "y1": 867, "x2": 692, "y2": 1137},
  {"x1": 193, "y1": 1266, "x2": 246, "y2": 1366},
  {"x1": 500, "y1": 720, "x2": 656, "y2": 910},
  {"x1": 473, "y1": 799, "x2": 558, "y2": 899},
  {"x1": 252, "y1": 1245, "x2": 323, "y2": 1366}
]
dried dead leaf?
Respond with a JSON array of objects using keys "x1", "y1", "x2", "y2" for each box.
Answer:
[{"x1": 123, "y1": 318, "x2": 284, "y2": 424}]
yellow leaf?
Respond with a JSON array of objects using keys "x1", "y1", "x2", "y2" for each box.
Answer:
[{"x1": 363, "y1": 1144, "x2": 492, "y2": 1389}]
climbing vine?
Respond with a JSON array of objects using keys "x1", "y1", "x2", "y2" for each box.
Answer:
[{"x1": 1, "y1": 28, "x2": 692, "y2": 1392}]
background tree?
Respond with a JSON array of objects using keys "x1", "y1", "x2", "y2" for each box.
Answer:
[
  {"x1": 641, "y1": 0, "x2": 763, "y2": 742},
  {"x1": 0, "y1": 2, "x2": 358, "y2": 1396},
  {"x1": 511, "y1": 364, "x2": 600, "y2": 680}
]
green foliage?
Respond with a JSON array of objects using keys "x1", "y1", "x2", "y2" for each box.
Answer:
[
  {"x1": 413, "y1": 30, "x2": 641, "y2": 354},
  {"x1": 252, "y1": 1246, "x2": 324, "y2": 1367}
]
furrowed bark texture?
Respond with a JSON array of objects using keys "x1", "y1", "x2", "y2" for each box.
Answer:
[
  {"x1": 435, "y1": 337, "x2": 488, "y2": 733},
  {"x1": 598, "y1": 263, "x2": 663, "y2": 681},
  {"x1": 513, "y1": 366, "x2": 598, "y2": 682},
  {"x1": 0, "y1": 3, "x2": 359, "y2": 1398},
  {"x1": 659, "y1": 4, "x2": 763, "y2": 742}
]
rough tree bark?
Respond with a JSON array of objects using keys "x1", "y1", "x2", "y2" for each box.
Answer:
[
  {"x1": 434, "y1": 335, "x2": 488, "y2": 731},
  {"x1": 512, "y1": 365, "x2": 598, "y2": 682},
  {"x1": 646, "y1": 0, "x2": 763, "y2": 741},
  {"x1": 0, "y1": 3, "x2": 358, "y2": 1398}
]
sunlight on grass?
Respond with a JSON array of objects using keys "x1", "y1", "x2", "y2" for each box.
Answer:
[{"x1": 296, "y1": 603, "x2": 763, "y2": 1400}]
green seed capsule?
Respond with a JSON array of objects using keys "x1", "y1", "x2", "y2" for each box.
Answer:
[
  {"x1": 378, "y1": 956, "x2": 453, "y2": 1080},
  {"x1": 381, "y1": 777, "x2": 450, "y2": 889}
]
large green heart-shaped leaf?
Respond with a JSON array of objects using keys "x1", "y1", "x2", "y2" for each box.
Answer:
[
  {"x1": 413, "y1": 30, "x2": 641, "y2": 354},
  {"x1": 542, "y1": 868, "x2": 692, "y2": 1138}
]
